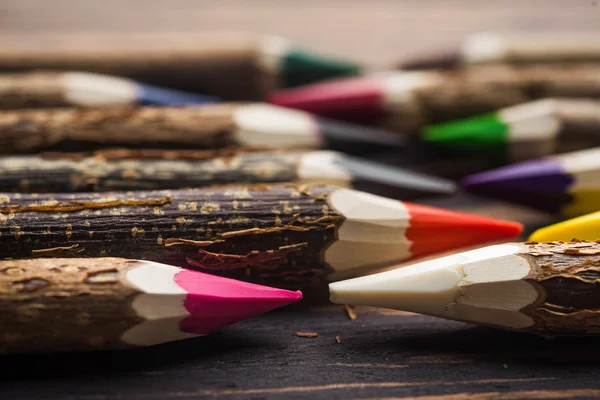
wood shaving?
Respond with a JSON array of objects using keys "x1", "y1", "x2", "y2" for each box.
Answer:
[
  {"x1": 296, "y1": 332, "x2": 318, "y2": 338},
  {"x1": 344, "y1": 304, "x2": 357, "y2": 320},
  {"x1": 335, "y1": 336, "x2": 342, "y2": 344}
]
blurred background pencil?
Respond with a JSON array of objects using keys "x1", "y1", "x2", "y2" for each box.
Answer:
[
  {"x1": 329, "y1": 240, "x2": 600, "y2": 336},
  {"x1": 461, "y1": 147, "x2": 600, "y2": 216},
  {"x1": 269, "y1": 64, "x2": 600, "y2": 132},
  {"x1": 398, "y1": 31, "x2": 600, "y2": 70},
  {"x1": 0, "y1": 185, "x2": 522, "y2": 287},
  {"x1": 0, "y1": 257, "x2": 301, "y2": 353},
  {"x1": 423, "y1": 99, "x2": 600, "y2": 163},
  {"x1": 0, "y1": 149, "x2": 456, "y2": 199},
  {"x1": 0, "y1": 103, "x2": 404, "y2": 154},
  {"x1": 0, "y1": 71, "x2": 218, "y2": 109},
  {"x1": 0, "y1": 33, "x2": 361, "y2": 100}
]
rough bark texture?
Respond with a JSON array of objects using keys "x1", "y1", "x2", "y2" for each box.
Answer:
[
  {"x1": 522, "y1": 240, "x2": 600, "y2": 336},
  {"x1": 0, "y1": 35, "x2": 275, "y2": 100},
  {"x1": 391, "y1": 64, "x2": 600, "y2": 131},
  {"x1": 0, "y1": 72, "x2": 69, "y2": 109},
  {"x1": 0, "y1": 184, "x2": 341, "y2": 286},
  {"x1": 0, "y1": 150, "x2": 303, "y2": 192},
  {"x1": 0, "y1": 257, "x2": 142, "y2": 353},
  {"x1": 0, "y1": 105, "x2": 240, "y2": 153}
]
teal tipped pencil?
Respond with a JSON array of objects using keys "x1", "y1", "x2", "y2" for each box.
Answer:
[
  {"x1": 0, "y1": 33, "x2": 360, "y2": 100},
  {"x1": 330, "y1": 240, "x2": 600, "y2": 336}
]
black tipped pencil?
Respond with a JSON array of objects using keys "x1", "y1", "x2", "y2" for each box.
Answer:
[
  {"x1": 0, "y1": 103, "x2": 404, "y2": 154},
  {"x1": 0, "y1": 149, "x2": 456, "y2": 199}
]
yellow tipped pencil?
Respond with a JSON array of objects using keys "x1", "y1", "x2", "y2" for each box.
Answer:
[{"x1": 529, "y1": 212, "x2": 600, "y2": 242}]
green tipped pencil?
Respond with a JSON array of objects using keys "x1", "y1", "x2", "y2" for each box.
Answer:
[{"x1": 422, "y1": 98, "x2": 600, "y2": 163}]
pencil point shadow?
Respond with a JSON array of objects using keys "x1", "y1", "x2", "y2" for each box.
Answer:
[
  {"x1": 0, "y1": 331, "x2": 263, "y2": 381},
  {"x1": 393, "y1": 325, "x2": 600, "y2": 365}
]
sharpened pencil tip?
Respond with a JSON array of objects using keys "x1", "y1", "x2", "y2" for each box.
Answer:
[
  {"x1": 282, "y1": 48, "x2": 361, "y2": 87},
  {"x1": 422, "y1": 113, "x2": 509, "y2": 149},
  {"x1": 529, "y1": 211, "x2": 600, "y2": 242}
]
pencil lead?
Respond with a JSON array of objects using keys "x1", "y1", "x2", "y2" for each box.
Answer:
[
  {"x1": 170, "y1": 269, "x2": 302, "y2": 334},
  {"x1": 422, "y1": 99, "x2": 563, "y2": 161},
  {"x1": 62, "y1": 72, "x2": 218, "y2": 107},
  {"x1": 281, "y1": 49, "x2": 361, "y2": 88},
  {"x1": 330, "y1": 240, "x2": 600, "y2": 336},
  {"x1": 461, "y1": 157, "x2": 574, "y2": 214},
  {"x1": 334, "y1": 154, "x2": 457, "y2": 198},
  {"x1": 528, "y1": 211, "x2": 600, "y2": 242},
  {"x1": 400, "y1": 202, "x2": 523, "y2": 258}
]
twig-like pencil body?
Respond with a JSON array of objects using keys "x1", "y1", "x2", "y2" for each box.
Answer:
[
  {"x1": 0, "y1": 257, "x2": 301, "y2": 353},
  {"x1": 0, "y1": 103, "x2": 403, "y2": 154},
  {"x1": 0, "y1": 149, "x2": 456, "y2": 199},
  {"x1": 0, "y1": 184, "x2": 522, "y2": 287},
  {"x1": 270, "y1": 64, "x2": 600, "y2": 132},
  {"x1": 0, "y1": 33, "x2": 360, "y2": 100},
  {"x1": 330, "y1": 240, "x2": 600, "y2": 336},
  {"x1": 0, "y1": 71, "x2": 217, "y2": 109},
  {"x1": 398, "y1": 32, "x2": 600, "y2": 70},
  {"x1": 423, "y1": 99, "x2": 600, "y2": 163}
]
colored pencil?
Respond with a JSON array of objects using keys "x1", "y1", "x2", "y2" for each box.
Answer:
[
  {"x1": 0, "y1": 149, "x2": 456, "y2": 199},
  {"x1": 0, "y1": 71, "x2": 218, "y2": 109},
  {"x1": 422, "y1": 99, "x2": 600, "y2": 163},
  {"x1": 330, "y1": 240, "x2": 600, "y2": 336},
  {"x1": 269, "y1": 64, "x2": 600, "y2": 132},
  {"x1": 0, "y1": 33, "x2": 360, "y2": 100},
  {"x1": 0, "y1": 184, "x2": 522, "y2": 287},
  {"x1": 398, "y1": 32, "x2": 600, "y2": 70},
  {"x1": 461, "y1": 147, "x2": 600, "y2": 216},
  {"x1": 529, "y1": 212, "x2": 600, "y2": 242},
  {"x1": 0, "y1": 103, "x2": 403, "y2": 154},
  {"x1": 0, "y1": 257, "x2": 301, "y2": 353}
]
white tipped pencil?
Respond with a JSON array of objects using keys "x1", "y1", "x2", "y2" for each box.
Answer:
[
  {"x1": 399, "y1": 31, "x2": 600, "y2": 69},
  {"x1": 330, "y1": 240, "x2": 600, "y2": 336},
  {"x1": 0, "y1": 71, "x2": 218, "y2": 109}
]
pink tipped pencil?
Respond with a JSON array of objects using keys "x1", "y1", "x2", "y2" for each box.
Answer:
[{"x1": 0, "y1": 257, "x2": 302, "y2": 353}]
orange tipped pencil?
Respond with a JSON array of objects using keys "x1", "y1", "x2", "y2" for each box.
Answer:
[
  {"x1": 0, "y1": 184, "x2": 523, "y2": 287},
  {"x1": 0, "y1": 257, "x2": 302, "y2": 353}
]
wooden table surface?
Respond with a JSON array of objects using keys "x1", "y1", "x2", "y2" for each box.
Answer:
[{"x1": 1, "y1": 1, "x2": 600, "y2": 399}]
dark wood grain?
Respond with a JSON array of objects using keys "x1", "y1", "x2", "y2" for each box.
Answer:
[
  {"x1": 1, "y1": 0, "x2": 599, "y2": 398},
  {"x1": 1, "y1": 306, "x2": 600, "y2": 399}
]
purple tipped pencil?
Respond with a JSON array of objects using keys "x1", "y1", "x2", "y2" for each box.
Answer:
[{"x1": 461, "y1": 148, "x2": 600, "y2": 216}]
